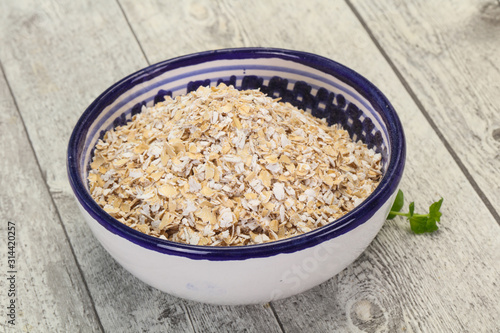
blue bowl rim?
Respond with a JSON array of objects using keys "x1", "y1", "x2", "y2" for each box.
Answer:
[{"x1": 67, "y1": 47, "x2": 406, "y2": 261}]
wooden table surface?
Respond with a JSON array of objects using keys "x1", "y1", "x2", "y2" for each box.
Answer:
[{"x1": 1, "y1": 1, "x2": 499, "y2": 332}]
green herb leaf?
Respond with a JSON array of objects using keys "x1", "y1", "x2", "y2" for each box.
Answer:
[
  {"x1": 428, "y1": 198, "x2": 444, "y2": 222},
  {"x1": 409, "y1": 215, "x2": 439, "y2": 234},
  {"x1": 387, "y1": 190, "x2": 404, "y2": 220},
  {"x1": 409, "y1": 202, "x2": 415, "y2": 217},
  {"x1": 387, "y1": 191, "x2": 444, "y2": 234},
  {"x1": 409, "y1": 215, "x2": 429, "y2": 234}
]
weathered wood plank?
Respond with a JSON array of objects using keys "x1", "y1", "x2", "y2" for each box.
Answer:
[
  {"x1": 0, "y1": 66, "x2": 102, "y2": 332},
  {"x1": 0, "y1": 0, "x2": 147, "y2": 195},
  {"x1": 2, "y1": 0, "x2": 500, "y2": 332},
  {"x1": 349, "y1": 0, "x2": 500, "y2": 216},
  {"x1": 118, "y1": 0, "x2": 500, "y2": 332},
  {"x1": 118, "y1": 0, "x2": 381, "y2": 68},
  {"x1": 0, "y1": 1, "x2": 283, "y2": 332}
]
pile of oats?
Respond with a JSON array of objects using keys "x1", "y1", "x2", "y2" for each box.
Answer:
[{"x1": 88, "y1": 83, "x2": 382, "y2": 246}]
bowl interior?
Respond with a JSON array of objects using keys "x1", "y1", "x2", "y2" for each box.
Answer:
[{"x1": 68, "y1": 48, "x2": 405, "y2": 259}]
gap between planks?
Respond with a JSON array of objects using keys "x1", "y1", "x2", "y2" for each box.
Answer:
[
  {"x1": 116, "y1": 0, "x2": 151, "y2": 65},
  {"x1": 344, "y1": 0, "x2": 500, "y2": 226},
  {"x1": 269, "y1": 303, "x2": 287, "y2": 333},
  {"x1": 0, "y1": 59, "x2": 106, "y2": 333}
]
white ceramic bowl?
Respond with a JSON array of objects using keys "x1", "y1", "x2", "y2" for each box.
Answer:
[{"x1": 67, "y1": 48, "x2": 406, "y2": 305}]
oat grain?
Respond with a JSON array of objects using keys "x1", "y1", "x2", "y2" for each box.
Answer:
[{"x1": 88, "y1": 84, "x2": 382, "y2": 246}]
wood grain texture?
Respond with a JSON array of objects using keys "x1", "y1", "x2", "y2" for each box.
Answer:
[
  {"x1": 349, "y1": 0, "x2": 500, "y2": 215},
  {"x1": 0, "y1": 0, "x2": 147, "y2": 195},
  {"x1": 118, "y1": 0, "x2": 383, "y2": 71},
  {"x1": 0, "y1": 0, "x2": 282, "y2": 332},
  {"x1": 120, "y1": 1, "x2": 500, "y2": 332},
  {"x1": 0, "y1": 0, "x2": 499, "y2": 332},
  {"x1": 0, "y1": 67, "x2": 102, "y2": 332}
]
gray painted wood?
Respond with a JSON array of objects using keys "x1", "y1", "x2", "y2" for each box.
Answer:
[
  {"x1": 0, "y1": 0, "x2": 147, "y2": 195},
  {"x1": 0, "y1": 0, "x2": 282, "y2": 332},
  {"x1": 118, "y1": 0, "x2": 384, "y2": 69},
  {"x1": 0, "y1": 66, "x2": 102, "y2": 331},
  {"x1": 120, "y1": 1, "x2": 500, "y2": 332},
  {"x1": 349, "y1": 0, "x2": 500, "y2": 215},
  {"x1": 0, "y1": 0, "x2": 499, "y2": 332}
]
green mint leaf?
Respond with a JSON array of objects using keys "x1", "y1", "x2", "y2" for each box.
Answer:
[
  {"x1": 428, "y1": 198, "x2": 444, "y2": 222},
  {"x1": 410, "y1": 215, "x2": 439, "y2": 234},
  {"x1": 409, "y1": 215, "x2": 429, "y2": 234},
  {"x1": 425, "y1": 217, "x2": 439, "y2": 233},
  {"x1": 385, "y1": 190, "x2": 444, "y2": 234},
  {"x1": 387, "y1": 189, "x2": 404, "y2": 220}
]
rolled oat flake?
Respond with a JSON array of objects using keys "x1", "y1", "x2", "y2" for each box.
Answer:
[{"x1": 88, "y1": 83, "x2": 382, "y2": 246}]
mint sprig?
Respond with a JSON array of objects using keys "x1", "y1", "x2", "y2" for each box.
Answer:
[{"x1": 387, "y1": 190, "x2": 444, "y2": 234}]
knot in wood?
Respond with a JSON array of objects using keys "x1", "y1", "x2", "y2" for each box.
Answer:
[{"x1": 349, "y1": 299, "x2": 386, "y2": 331}]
